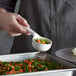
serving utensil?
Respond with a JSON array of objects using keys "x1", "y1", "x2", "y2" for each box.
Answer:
[{"x1": 24, "y1": 27, "x2": 52, "y2": 52}]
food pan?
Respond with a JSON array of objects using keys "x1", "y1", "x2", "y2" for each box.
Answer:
[{"x1": 0, "y1": 52, "x2": 76, "y2": 76}]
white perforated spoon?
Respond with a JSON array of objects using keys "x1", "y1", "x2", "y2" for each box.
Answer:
[{"x1": 24, "y1": 27, "x2": 52, "y2": 52}]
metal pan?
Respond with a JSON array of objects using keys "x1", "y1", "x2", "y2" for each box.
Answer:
[{"x1": 0, "y1": 52, "x2": 76, "y2": 76}]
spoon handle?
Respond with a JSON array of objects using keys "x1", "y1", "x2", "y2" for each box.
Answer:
[
  {"x1": 25, "y1": 27, "x2": 36, "y2": 35},
  {"x1": 23, "y1": 26, "x2": 40, "y2": 37}
]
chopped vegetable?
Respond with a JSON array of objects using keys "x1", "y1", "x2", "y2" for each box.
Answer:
[
  {"x1": 35, "y1": 38, "x2": 49, "y2": 44},
  {"x1": 0, "y1": 59, "x2": 67, "y2": 75}
]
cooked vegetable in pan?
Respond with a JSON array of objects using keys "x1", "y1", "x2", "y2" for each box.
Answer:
[{"x1": 0, "y1": 59, "x2": 67, "y2": 75}]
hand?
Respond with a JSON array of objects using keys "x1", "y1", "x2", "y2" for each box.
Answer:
[{"x1": 0, "y1": 12, "x2": 31, "y2": 36}]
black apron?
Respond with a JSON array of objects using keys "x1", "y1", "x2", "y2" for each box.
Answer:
[{"x1": 11, "y1": 0, "x2": 76, "y2": 55}]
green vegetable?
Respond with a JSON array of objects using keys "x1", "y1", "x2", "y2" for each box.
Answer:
[
  {"x1": 34, "y1": 38, "x2": 49, "y2": 44},
  {"x1": 0, "y1": 59, "x2": 67, "y2": 75}
]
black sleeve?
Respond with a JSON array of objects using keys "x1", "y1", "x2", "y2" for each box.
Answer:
[{"x1": 0, "y1": 0, "x2": 17, "y2": 12}]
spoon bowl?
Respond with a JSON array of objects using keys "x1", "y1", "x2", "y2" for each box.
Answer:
[
  {"x1": 24, "y1": 27, "x2": 52, "y2": 52},
  {"x1": 32, "y1": 37, "x2": 52, "y2": 51}
]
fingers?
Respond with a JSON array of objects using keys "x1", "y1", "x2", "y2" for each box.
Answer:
[
  {"x1": 16, "y1": 14, "x2": 30, "y2": 27},
  {"x1": 7, "y1": 28, "x2": 31, "y2": 36},
  {"x1": 4, "y1": 13, "x2": 31, "y2": 36},
  {"x1": 8, "y1": 15, "x2": 31, "y2": 36},
  {"x1": 13, "y1": 14, "x2": 31, "y2": 35},
  {"x1": 0, "y1": 12, "x2": 31, "y2": 36},
  {"x1": 8, "y1": 24, "x2": 30, "y2": 36},
  {"x1": 7, "y1": 31, "x2": 22, "y2": 37}
]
